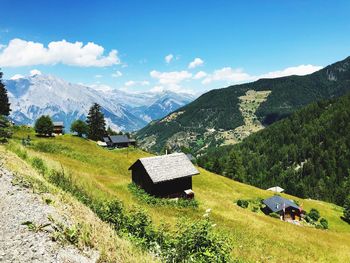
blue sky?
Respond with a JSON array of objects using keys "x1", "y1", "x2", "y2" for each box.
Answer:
[{"x1": 0, "y1": 0, "x2": 349, "y2": 94}]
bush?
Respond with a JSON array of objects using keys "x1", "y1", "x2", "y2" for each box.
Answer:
[
  {"x1": 128, "y1": 183, "x2": 198, "y2": 208},
  {"x1": 308, "y1": 208, "x2": 320, "y2": 221},
  {"x1": 320, "y1": 218, "x2": 328, "y2": 229},
  {"x1": 31, "y1": 157, "x2": 47, "y2": 176},
  {"x1": 168, "y1": 215, "x2": 232, "y2": 262},
  {"x1": 237, "y1": 199, "x2": 249, "y2": 208}
]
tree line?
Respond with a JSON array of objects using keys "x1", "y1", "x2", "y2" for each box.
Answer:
[{"x1": 198, "y1": 93, "x2": 350, "y2": 211}]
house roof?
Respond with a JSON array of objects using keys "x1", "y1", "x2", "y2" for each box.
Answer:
[
  {"x1": 109, "y1": 135, "x2": 131, "y2": 144},
  {"x1": 129, "y1": 152, "x2": 200, "y2": 184},
  {"x1": 266, "y1": 186, "x2": 284, "y2": 193},
  {"x1": 263, "y1": 196, "x2": 300, "y2": 213},
  {"x1": 53, "y1": 121, "x2": 64, "y2": 127},
  {"x1": 103, "y1": 137, "x2": 111, "y2": 143}
]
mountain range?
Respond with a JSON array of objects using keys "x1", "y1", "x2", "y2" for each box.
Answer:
[
  {"x1": 5, "y1": 74, "x2": 195, "y2": 131},
  {"x1": 136, "y1": 56, "x2": 350, "y2": 154}
]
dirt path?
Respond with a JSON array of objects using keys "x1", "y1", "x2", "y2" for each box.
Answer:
[{"x1": 0, "y1": 166, "x2": 98, "y2": 263}]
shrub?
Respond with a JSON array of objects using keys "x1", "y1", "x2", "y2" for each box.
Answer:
[
  {"x1": 128, "y1": 183, "x2": 198, "y2": 208},
  {"x1": 31, "y1": 157, "x2": 47, "y2": 176},
  {"x1": 308, "y1": 208, "x2": 320, "y2": 221},
  {"x1": 320, "y1": 218, "x2": 328, "y2": 229},
  {"x1": 168, "y1": 215, "x2": 232, "y2": 262},
  {"x1": 237, "y1": 199, "x2": 249, "y2": 208}
]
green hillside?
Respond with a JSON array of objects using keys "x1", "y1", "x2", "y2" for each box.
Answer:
[
  {"x1": 3, "y1": 128, "x2": 350, "y2": 262},
  {"x1": 137, "y1": 56, "x2": 350, "y2": 154},
  {"x1": 198, "y1": 92, "x2": 350, "y2": 206}
]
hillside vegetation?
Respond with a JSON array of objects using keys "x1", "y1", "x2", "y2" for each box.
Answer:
[
  {"x1": 4, "y1": 127, "x2": 350, "y2": 262},
  {"x1": 198, "y1": 92, "x2": 350, "y2": 207},
  {"x1": 137, "y1": 56, "x2": 350, "y2": 154}
]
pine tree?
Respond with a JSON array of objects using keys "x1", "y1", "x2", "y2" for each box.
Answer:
[
  {"x1": 0, "y1": 116, "x2": 12, "y2": 143},
  {"x1": 86, "y1": 103, "x2": 106, "y2": 141},
  {"x1": 224, "y1": 150, "x2": 246, "y2": 181},
  {"x1": 0, "y1": 71, "x2": 11, "y2": 116}
]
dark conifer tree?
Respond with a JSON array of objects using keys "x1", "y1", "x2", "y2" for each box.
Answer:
[
  {"x1": 0, "y1": 71, "x2": 11, "y2": 116},
  {"x1": 86, "y1": 103, "x2": 106, "y2": 141}
]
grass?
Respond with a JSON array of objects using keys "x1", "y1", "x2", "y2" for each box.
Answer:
[{"x1": 6, "y1": 127, "x2": 350, "y2": 262}]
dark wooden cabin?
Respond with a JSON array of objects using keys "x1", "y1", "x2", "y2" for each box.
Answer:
[
  {"x1": 53, "y1": 122, "x2": 64, "y2": 135},
  {"x1": 103, "y1": 135, "x2": 136, "y2": 148},
  {"x1": 262, "y1": 195, "x2": 304, "y2": 221},
  {"x1": 128, "y1": 153, "x2": 200, "y2": 198}
]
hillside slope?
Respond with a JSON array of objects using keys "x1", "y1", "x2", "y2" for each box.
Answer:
[
  {"x1": 137, "y1": 56, "x2": 350, "y2": 154},
  {"x1": 5, "y1": 129, "x2": 350, "y2": 262},
  {"x1": 198, "y1": 92, "x2": 350, "y2": 206}
]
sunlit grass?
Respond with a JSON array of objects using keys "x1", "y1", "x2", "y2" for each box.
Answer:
[{"x1": 9, "y1": 127, "x2": 350, "y2": 262}]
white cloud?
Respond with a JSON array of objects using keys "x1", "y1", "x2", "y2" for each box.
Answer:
[
  {"x1": 94, "y1": 74, "x2": 103, "y2": 78},
  {"x1": 10, "y1": 74, "x2": 24, "y2": 80},
  {"x1": 193, "y1": 71, "x2": 207, "y2": 80},
  {"x1": 188, "y1": 57, "x2": 204, "y2": 69},
  {"x1": 165, "y1": 54, "x2": 174, "y2": 63},
  {"x1": 259, "y1": 64, "x2": 323, "y2": 79},
  {"x1": 111, "y1": 70, "x2": 122, "y2": 78},
  {"x1": 202, "y1": 67, "x2": 252, "y2": 84},
  {"x1": 202, "y1": 64, "x2": 323, "y2": 85},
  {"x1": 30, "y1": 69, "x2": 42, "y2": 76},
  {"x1": 150, "y1": 70, "x2": 192, "y2": 85},
  {"x1": 0, "y1": 38, "x2": 120, "y2": 67},
  {"x1": 124, "y1": 80, "x2": 150, "y2": 87}
]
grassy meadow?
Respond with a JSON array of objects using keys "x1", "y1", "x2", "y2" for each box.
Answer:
[{"x1": 5, "y1": 126, "x2": 350, "y2": 262}]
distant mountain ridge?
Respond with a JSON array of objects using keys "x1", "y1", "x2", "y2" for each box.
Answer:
[
  {"x1": 5, "y1": 74, "x2": 195, "y2": 131},
  {"x1": 137, "y1": 56, "x2": 350, "y2": 154}
]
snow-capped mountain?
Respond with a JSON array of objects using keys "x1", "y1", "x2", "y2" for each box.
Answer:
[{"x1": 5, "y1": 74, "x2": 195, "y2": 131}]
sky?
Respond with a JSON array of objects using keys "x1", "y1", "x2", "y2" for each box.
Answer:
[{"x1": 0, "y1": 0, "x2": 349, "y2": 95}]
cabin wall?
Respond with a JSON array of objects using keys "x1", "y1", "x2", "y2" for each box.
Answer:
[{"x1": 131, "y1": 161, "x2": 193, "y2": 197}]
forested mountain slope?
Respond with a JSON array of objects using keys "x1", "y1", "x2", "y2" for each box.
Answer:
[
  {"x1": 198, "y1": 92, "x2": 350, "y2": 206},
  {"x1": 137, "y1": 56, "x2": 350, "y2": 154}
]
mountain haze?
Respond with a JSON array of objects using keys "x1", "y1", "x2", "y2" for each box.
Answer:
[{"x1": 5, "y1": 74, "x2": 195, "y2": 131}]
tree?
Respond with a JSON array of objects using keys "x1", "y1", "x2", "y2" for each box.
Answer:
[
  {"x1": 224, "y1": 150, "x2": 246, "y2": 181},
  {"x1": 0, "y1": 71, "x2": 10, "y2": 116},
  {"x1": 308, "y1": 208, "x2": 320, "y2": 221},
  {"x1": 70, "y1": 120, "x2": 88, "y2": 137},
  {"x1": 86, "y1": 103, "x2": 106, "y2": 141},
  {"x1": 0, "y1": 116, "x2": 12, "y2": 143},
  {"x1": 344, "y1": 196, "x2": 350, "y2": 223},
  {"x1": 35, "y1": 115, "x2": 54, "y2": 136}
]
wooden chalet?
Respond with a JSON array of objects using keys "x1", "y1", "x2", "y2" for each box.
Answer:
[
  {"x1": 262, "y1": 195, "x2": 304, "y2": 221},
  {"x1": 128, "y1": 153, "x2": 200, "y2": 198},
  {"x1": 103, "y1": 135, "x2": 136, "y2": 148},
  {"x1": 53, "y1": 121, "x2": 64, "y2": 135}
]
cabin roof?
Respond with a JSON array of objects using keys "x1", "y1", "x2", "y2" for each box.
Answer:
[
  {"x1": 109, "y1": 135, "x2": 131, "y2": 144},
  {"x1": 266, "y1": 186, "x2": 284, "y2": 193},
  {"x1": 263, "y1": 195, "x2": 300, "y2": 213},
  {"x1": 53, "y1": 121, "x2": 64, "y2": 127},
  {"x1": 129, "y1": 152, "x2": 200, "y2": 183}
]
